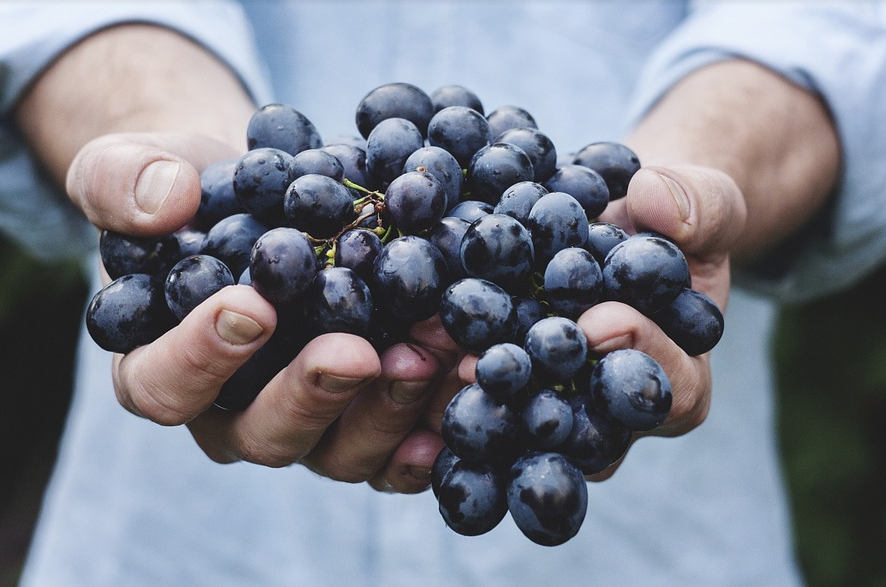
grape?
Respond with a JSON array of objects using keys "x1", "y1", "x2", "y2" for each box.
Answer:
[
  {"x1": 232, "y1": 147, "x2": 293, "y2": 225},
  {"x1": 437, "y1": 459, "x2": 507, "y2": 537},
  {"x1": 196, "y1": 158, "x2": 244, "y2": 231},
  {"x1": 383, "y1": 170, "x2": 447, "y2": 234},
  {"x1": 601, "y1": 233, "x2": 690, "y2": 316},
  {"x1": 439, "y1": 277, "x2": 517, "y2": 353},
  {"x1": 526, "y1": 191, "x2": 590, "y2": 268},
  {"x1": 572, "y1": 141, "x2": 641, "y2": 201},
  {"x1": 201, "y1": 213, "x2": 269, "y2": 278},
  {"x1": 334, "y1": 228, "x2": 384, "y2": 284},
  {"x1": 365, "y1": 117, "x2": 425, "y2": 184},
  {"x1": 172, "y1": 228, "x2": 206, "y2": 260},
  {"x1": 511, "y1": 295, "x2": 545, "y2": 344},
  {"x1": 589, "y1": 348, "x2": 672, "y2": 431},
  {"x1": 403, "y1": 145, "x2": 463, "y2": 212},
  {"x1": 246, "y1": 103, "x2": 322, "y2": 156},
  {"x1": 321, "y1": 143, "x2": 377, "y2": 190},
  {"x1": 99, "y1": 229, "x2": 181, "y2": 280},
  {"x1": 430, "y1": 84, "x2": 484, "y2": 114},
  {"x1": 355, "y1": 82, "x2": 435, "y2": 139},
  {"x1": 447, "y1": 199, "x2": 493, "y2": 223},
  {"x1": 248, "y1": 227, "x2": 318, "y2": 305},
  {"x1": 431, "y1": 445, "x2": 460, "y2": 498},
  {"x1": 291, "y1": 148, "x2": 345, "y2": 181},
  {"x1": 466, "y1": 142, "x2": 535, "y2": 204},
  {"x1": 542, "y1": 164, "x2": 609, "y2": 220},
  {"x1": 584, "y1": 221, "x2": 628, "y2": 265},
  {"x1": 301, "y1": 267, "x2": 374, "y2": 337},
  {"x1": 283, "y1": 173, "x2": 357, "y2": 239},
  {"x1": 164, "y1": 254, "x2": 234, "y2": 321},
  {"x1": 521, "y1": 389, "x2": 574, "y2": 450},
  {"x1": 475, "y1": 342, "x2": 533, "y2": 403},
  {"x1": 427, "y1": 105, "x2": 493, "y2": 167},
  {"x1": 495, "y1": 127, "x2": 557, "y2": 183},
  {"x1": 523, "y1": 316, "x2": 588, "y2": 385},
  {"x1": 372, "y1": 235, "x2": 448, "y2": 322},
  {"x1": 86, "y1": 273, "x2": 175, "y2": 354},
  {"x1": 424, "y1": 216, "x2": 471, "y2": 282},
  {"x1": 460, "y1": 212, "x2": 534, "y2": 295},
  {"x1": 507, "y1": 452, "x2": 588, "y2": 547},
  {"x1": 494, "y1": 181, "x2": 548, "y2": 225},
  {"x1": 652, "y1": 288, "x2": 724, "y2": 356},
  {"x1": 441, "y1": 382, "x2": 520, "y2": 464},
  {"x1": 562, "y1": 393, "x2": 632, "y2": 475},
  {"x1": 485, "y1": 104, "x2": 538, "y2": 139},
  {"x1": 542, "y1": 247, "x2": 603, "y2": 319}
]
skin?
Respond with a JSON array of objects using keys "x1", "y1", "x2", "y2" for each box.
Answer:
[{"x1": 14, "y1": 23, "x2": 839, "y2": 491}]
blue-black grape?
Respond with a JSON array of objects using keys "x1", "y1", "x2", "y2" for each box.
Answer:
[
  {"x1": 334, "y1": 228, "x2": 384, "y2": 284},
  {"x1": 246, "y1": 103, "x2": 322, "y2": 156},
  {"x1": 511, "y1": 295, "x2": 545, "y2": 344},
  {"x1": 493, "y1": 181, "x2": 548, "y2": 225},
  {"x1": 572, "y1": 141, "x2": 641, "y2": 201},
  {"x1": 291, "y1": 148, "x2": 345, "y2": 181},
  {"x1": 300, "y1": 267, "x2": 374, "y2": 337},
  {"x1": 249, "y1": 227, "x2": 318, "y2": 305},
  {"x1": 562, "y1": 393, "x2": 632, "y2": 475},
  {"x1": 589, "y1": 348, "x2": 672, "y2": 431},
  {"x1": 460, "y1": 212, "x2": 534, "y2": 295},
  {"x1": 321, "y1": 143, "x2": 378, "y2": 190},
  {"x1": 355, "y1": 82, "x2": 435, "y2": 139},
  {"x1": 485, "y1": 104, "x2": 537, "y2": 139},
  {"x1": 371, "y1": 235, "x2": 448, "y2": 322},
  {"x1": 403, "y1": 145, "x2": 463, "y2": 212},
  {"x1": 86, "y1": 273, "x2": 175, "y2": 354},
  {"x1": 437, "y1": 459, "x2": 507, "y2": 537},
  {"x1": 526, "y1": 191, "x2": 590, "y2": 268},
  {"x1": 439, "y1": 277, "x2": 517, "y2": 353},
  {"x1": 521, "y1": 389, "x2": 574, "y2": 450},
  {"x1": 283, "y1": 173, "x2": 357, "y2": 239},
  {"x1": 542, "y1": 247, "x2": 603, "y2": 319},
  {"x1": 495, "y1": 127, "x2": 557, "y2": 184},
  {"x1": 466, "y1": 142, "x2": 535, "y2": 204},
  {"x1": 523, "y1": 316, "x2": 588, "y2": 385},
  {"x1": 441, "y1": 382, "x2": 520, "y2": 464},
  {"x1": 99, "y1": 229, "x2": 181, "y2": 280},
  {"x1": 652, "y1": 287, "x2": 724, "y2": 356},
  {"x1": 201, "y1": 213, "x2": 269, "y2": 278},
  {"x1": 232, "y1": 147, "x2": 293, "y2": 226},
  {"x1": 365, "y1": 117, "x2": 425, "y2": 184},
  {"x1": 507, "y1": 451, "x2": 588, "y2": 546},
  {"x1": 425, "y1": 216, "x2": 471, "y2": 282},
  {"x1": 431, "y1": 445, "x2": 460, "y2": 498},
  {"x1": 584, "y1": 221, "x2": 628, "y2": 265},
  {"x1": 196, "y1": 158, "x2": 245, "y2": 231},
  {"x1": 164, "y1": 254, "x2": 235, "y2": 321},
  {"x1": 430, "y1": 84, "x2": 484, "y2": 114},
  {"x1": 542, "y1": 164, "x2": 609, "y2": 220},
  {"x1": 427, "y1": 105, "x2": 493, "y2": 168},
  {"x1": 475, "y1": 342, "x2": 533, "y2": 403},
  {"x1": 447, "y1": 200, "x2": 493, "y2": 223},
  {"x1": 383, "y1": 170, "x2": 447, "y2": 234}
]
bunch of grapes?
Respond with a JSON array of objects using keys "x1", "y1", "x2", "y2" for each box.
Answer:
[{"x1": 85, "y1": 82, "x2": 724, "y2": 546}]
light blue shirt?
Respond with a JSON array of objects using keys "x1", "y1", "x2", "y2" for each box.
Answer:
[{"x1": 2, "y1": 2, "x2": 885, "y2": 586}]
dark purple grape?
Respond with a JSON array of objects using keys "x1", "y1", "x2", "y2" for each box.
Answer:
[
  {"x1": 99, "y1": 230, "x2": 181, "y2": 280},
  {"x1": 442, "y1": 382, "x2": 520, "y2": 464},
  {"x1": 495, "y1": 127, "x2": 557, "y2": 183},
  {"x1": 171, "y1": 228, "x2": 206, "y2": 260},
  {"x1": 372, "y1": 235, "x2": 448, "y2": 322},
  {"x1": 384, "y1": 170, "x2": 447, "y2": 234},
  {"x1": 521, "y1": 389, "x2": 574, "y2": 450},
  {"x1": 542, "y1": 164, "x2": 609, "y2": 220},
  {"x1": 572, "y1": 141, "x2": 641, "y2": 201},
  {"x1": 321, "y1": 143, "x2": 377, "y2": 190},
  {"x1": 601, "y1": 233, "x2": 689, "y2": 316},
  {"x1": 589, "y1": 348, "x2": 672, "y2": 431},
  {"x1": 355, "y1": 82, "x2": 435, "y2": 139},
  {"x1": 201, "y1": 213, "x2": 269, "y2": 278},
  {"x1": 494, "y1": 181, "x2": 548, "y2": 224},
  {"x1": 430, "y1": 84, "x2": 484, "y2": 114},
  {"x1": 526, "y1": 191, "x2": 590, "y2": 268},
  {"x1": 475, "y1": 342, "x2": 533, "y2": 403},
  {"x1": 164, "y1": 254, "x2": 234, "y2": 321},
  {"x1": 301, "y1": 267, "x2": 374, "y2": 337},
  {"x1": 512, "y1": 295, "x2": 545, "y2": 344},
  {"x1": 425, "y1": 216, "x2": 471, "y2": 281},
  {"x1": 291, "y1": 148, "x2": 344, "y2": 181},
  {"x1": 466, "y1": 142, "x2": 535, "y2": 205},
  {"x1": 507, "y1": 451, "x2": 588, "y2": 547},
  {"x1": 248, "y1": 227, "x2": 318, "y2": 305},
  {"x1": 523, "y1": 316, "x2": 588, "y2": 385},
  {"x1": 542, "y1": 247, "x2": 603, "y2": 319},
  {"x1": 246, "y1": 103, "x2": 322, "y2": 156},
  {"x1": 584, "y1": 221, "x2": 629, "y2": 265},
  {"x1": 431, "y1": 446, "x2": 460, "y2": 498},
  {"x1": 365, "y1": 117, "x2": 425, "y2": 184},
  {"x1": 562, "y1": 393, "x2": 632, "y2": 475},
  {"x1": 437, "y1": 459, "x2": 507, "y2": 537},
  {"x1": 460, "y1": 212, "x2": 534, "y2": 295},
  {"x1": 427, "y1": 106, "x2": 493, "y2": 168},
  {"x1": 652, "y1": 288, "x2": 724, "y2": 356},
  {"x1": 232, "y1": 147, "x2": 293, "y2": 225},
  {"x1": 86, "y1": 273, "x2": 175, "y2": 354},
  {"x1": 447, "y1": 199, "x2": 493, "y2": 223},
  {"x1": 439, "y1": 278, "x2": 517, "y2": 353},
  {"x1": 334, "y1": 228, "x2": 384, "y2": 283},
  {"x1": 403, "y1": 145, "x2": 463, "y2": 212},
  {"x1": 486, "y1": 105, "x2": 538, "y2": 139},
  {"x1": 283, "y1": 173, "x2": 357, "y2": 239},
  {"x1": 195, "y1": 158, "x2": 245, "y2": 231}
]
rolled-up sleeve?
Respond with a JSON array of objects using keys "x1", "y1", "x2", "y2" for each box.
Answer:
[
  {"x1": 625, "y1": 1, "x2": 886, "y2": 303},
  {"x1": 0, "y1": 0, "x2": 271, "y2": 261}
]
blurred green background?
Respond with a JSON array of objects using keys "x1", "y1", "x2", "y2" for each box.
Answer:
[{"x1": 0, "y1": 230, "x2": 884, "y2": 587}]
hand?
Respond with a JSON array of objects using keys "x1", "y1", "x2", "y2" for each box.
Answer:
[{"x1": 68, "y1": 131, "x2": 453, "y2": 493}]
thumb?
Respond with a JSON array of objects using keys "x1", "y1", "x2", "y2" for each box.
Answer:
[{"x1": 66, "y1": 131, "x2": 242, "y2": 236}]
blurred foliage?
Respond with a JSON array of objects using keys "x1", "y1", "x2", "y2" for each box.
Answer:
[{"x1": 774, "y1": 261, "x2": 886, "y2": 587}]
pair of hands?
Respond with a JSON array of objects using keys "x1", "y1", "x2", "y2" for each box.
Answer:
[{"x1": 69, "y1": 130, "x2": 747, "y2": 493}]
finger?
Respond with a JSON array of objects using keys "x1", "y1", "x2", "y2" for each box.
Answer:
[
  {"x1": 368, "y1": 428, "x2": 446, "y2": 494},
  {"x1": 65, "y1": 131, "x2": 242, "y2": 236},
  {"x1": 113, "y1": 284, "x2": 276, "y2": 426},
  {"x1": 190, "y1": 333, "x2": 382, "y2": 468},
  {"x1": 299, "y1": 342, "x2": 442, "y2": 482},
  {"x1": 578, "y1": 301, "x2": 711, "y2": 437}
]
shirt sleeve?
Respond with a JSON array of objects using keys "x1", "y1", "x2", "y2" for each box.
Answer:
[
  {"x1": 624, "y1": 1, "x2": 886, "y2": 303},
  {"x1": 0, "y1": 0, "x2": 272, "y2": 262}
]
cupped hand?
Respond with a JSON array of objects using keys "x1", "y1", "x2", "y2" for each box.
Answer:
[{"x1": 68, "y1": 131, "x2": 454, "y2": 493}]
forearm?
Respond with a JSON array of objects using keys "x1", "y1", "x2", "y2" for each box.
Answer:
[
  {"x1": 14, "y1": 23, "x2": 256, "y2": 187},
  {"x1": 625, "y1": 59, "x2": 840, "y2": 263}
]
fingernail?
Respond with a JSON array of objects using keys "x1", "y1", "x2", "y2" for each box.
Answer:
[
  {"x1": 658, "y1": 172, "x2": 690, "y2": 221},
  {"x1": 388, "y1": 380, "x2": 429, "y2": 405},
  {"x1": 215, "y1": 309, "x2": 264, "y2": 345},
  {"x1": 407, "y1": 466, "x2": 432, "y2": 482},
  {"x1": 318, "y1": 373, "x2": 367, "y2": 394},
  {"x1": 591, "y1": 333, "x2": 633, "y2": 355},
  {"x1": 135, "y1": 160, "x2": 180, "y2": 214}
]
